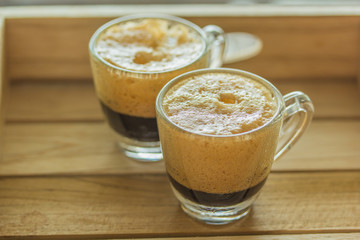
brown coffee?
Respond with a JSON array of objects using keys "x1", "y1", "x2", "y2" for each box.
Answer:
[
  {"x1": 91, "y1": 18, "x2": 207, "y2": 141},
  {"x1": 158, "y1": 72, "x2": 280, "y2": 205},
  {"x1": 99, "y1": 101, "x2": 159, "y2": 141}
]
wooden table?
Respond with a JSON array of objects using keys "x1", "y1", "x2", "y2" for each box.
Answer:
[{"x1": 0, "y1": 5, "x2": 359, "y2": 240}]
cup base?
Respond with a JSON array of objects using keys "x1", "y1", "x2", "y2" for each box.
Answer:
[
  {"x1": 172, "y1": 186, "x2": 259, "y2": 225},
  {"x1": 110, "y1": 129, "x2": 163, "y2": 162},
  {"x1": 181, "y1": 203, "x2": 250, "y2": 225},
  {"x1": 117, "y1": 141, "x2": 163, "y2": 162}
]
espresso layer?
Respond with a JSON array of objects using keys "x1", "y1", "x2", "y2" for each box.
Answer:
[
  {"x1": 100, "y1": 101, "x2": 158, "y2": 142},
  {"x1": 169, "y1": 174, "x2": 267, "y2": 206}
]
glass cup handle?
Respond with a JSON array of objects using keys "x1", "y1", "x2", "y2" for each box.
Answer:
[
  {"x1": 203, "y1": 25, "x2": 263, "y2": 67},
  {"x1": 274, "y1": 91, "x2": 315, "y2": 162},
  {"x1": 203, "y1": 25, "x2": 226, "y2": 68}
]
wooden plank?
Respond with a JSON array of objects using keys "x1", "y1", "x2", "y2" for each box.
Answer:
[
  {"x1": 135, "y1": 233, "x2": 360, "y2": 240},
  {"x1": 274, "y1": 79, "x2": 360, "y2": 119},
  {"x1": 198, "y1": 16, "x2": 360, "y2": 80},
  {"x1": 0, "y1": 17, "x2": 6, "y2": 162},
  {"x1": 0, "y1": 122, "x2": 165, "y2": 176},
  {"x1": 6, "y1": 81, "x2": 101, "y2": 122},
  {"x1": 0, "y1": 120, "x2": 359, "y2": 176},
  {"x1": 1, "y1": 5, "x2": 360, "y2": 18},
  {"x1": 5, "y1": 17, "x2": 110, "y2": 81},
  {"x1": 0, "y1": 172, "x2": 359, "y2": 238},
  {"x1": 5, "y1": 15, "x2": 360, "y2": 81},
  {"x1": 5, "y1": 80, "x2": 360, "y2": 122},
  {"x1": 358, "y1": 53, "x2": 360, "y2": 93},
  {"x1": 273, "y1": 120, "x2": 360, "y2": 171}
]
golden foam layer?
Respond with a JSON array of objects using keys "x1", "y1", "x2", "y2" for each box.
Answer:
[
  {"x1": 162, "y1": 73, "x2": 277, "y2": 135},
  {"x1": 95, "y1": 19, "x2": 204, "y2": 72}
]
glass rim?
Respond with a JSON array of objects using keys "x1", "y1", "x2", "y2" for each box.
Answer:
[
  {"x1": 89, "y1": 13, "x2": 208, "y2": 75},
  {"x1": 156, "y1": 68, "x2": 285, "y2": 138}
]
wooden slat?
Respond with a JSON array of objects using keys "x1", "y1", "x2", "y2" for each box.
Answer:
[
  {"x1": 0, "y1": 172, "x2": 359, "y2": 238},
  {"x1": 2, "y1": 5, "x2": 360, "y2": 18},
  {"x1": 0, "y1": 17, "x2": 6, "y2": 162},
  {"x1": 135, "y1": 234, "x2": 360, "y2": 240},
  {"x1": 274, "y1": 79, "x2": 360, "y2": 119},
  {"x1": 274, "y1": 120, "x2": 360, "y2": 171},
  {"x1": 0, "y1": 122, "x2": 165, "y2": 176},
  {"x1": 7, "y1": 81, "x2": 101, "y2": 122},
  {"x1": 0, "y1": 120, "x2": 359, "y2": 176},
  {"x1": 5, "y1": 15, "x2": 360, "y2": 81},
  {"x1": 5, "y1": 80, "x2": 360, "y2": 122},
  {"x1": 5, "y1": 17, "x2": 109, "y2": 80},
  {"x1": 199, "y1": 16, "x2": 360, "y2": 80}
]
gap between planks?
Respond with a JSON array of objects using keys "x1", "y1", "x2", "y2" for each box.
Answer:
[{"x1": 125, "y1": 233, "x2": 360, "y2": 240}]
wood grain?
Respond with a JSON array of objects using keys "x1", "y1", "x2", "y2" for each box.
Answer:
[
  {"x1": 274, "y1": 79, "x2": 360, "y2": 119},
  {"x1": 1, "y1": 5, "x2": 360, "y2": 18},
  {"x1": 0, "y1": 122, "x2": 165, "y2": 176},
  {"x1": 5, "y1": 17, "x2": 109, "y2": 81},
  {"x1": 7, "y1": 81, "x2": 101, "y2": 122},
  {"x1": 0, "y1": 120, "x2": 359, "y2": 176},
  {"x1": 0, "y1": 17, "x2": 6, "y2": 162},
  {"x1": 273, "y1": 120, "x2": 360, "y2": 171},
  {"x1": 5, "y1": 80, "x2": 360, "y2": 123},
  {"x1": 0, "y1": 172, "x2": 359, "y2": 238},
  {"x1": 5, "y1": 15, "x2": 360, "y2": 81},
  {"x1": 136, "y1": 233, "x2": 360, "y2": 240}
]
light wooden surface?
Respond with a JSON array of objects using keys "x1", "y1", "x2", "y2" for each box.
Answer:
[
  {"x1": 5, "y1": 15, "x2": 360, "y2": 81},
  {"x1": 0, "y1": 172, "x2": 359, "y2": 238},
  {"x1": 0, "y1": 5, "x2": 360, "y2": 240},
  {"x1": 0, "y1": 17, "x2": 6, "y2": 162},
  {"x1": 1, "y1": 120, "x2": 359, "y2": 176},
  {"x1": 138, "y1": 234, "x2": 360, "y2": 240},
  {"x1": 5, "y1": 79, "x2": 360, "y2": 122}
]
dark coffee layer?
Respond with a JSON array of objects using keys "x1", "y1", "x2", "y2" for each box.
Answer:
[
  {"x1": 100, "y1": 101, "x2": 159, "y2": 142},
  {"x1": 168, "y1": 174, "x2": 267, "y2": 206}
]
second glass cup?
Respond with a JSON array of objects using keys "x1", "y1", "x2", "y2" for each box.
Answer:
[{"x1": 89, "y1": 14, "x2": 258, "y2": 162}]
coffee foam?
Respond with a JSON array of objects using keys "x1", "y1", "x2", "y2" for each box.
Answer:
[
  {"x1": 158, "y1": 72, "x2": 280, "y2": 194},
  {"x1": 95, "y1": 19, "x2": 204, "y2": 72},
  {"x1": 91, "y1": 18, "x2": 206, "y2": 118},
  {"x1": 162, "y1": 73, "x2": 277, "y2": 135}
]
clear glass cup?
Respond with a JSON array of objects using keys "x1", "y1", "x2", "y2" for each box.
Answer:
[
  {"x1": 156, "y1": 68, "x2": 314, "y2": 225},
  {"x1": 89, "y1": 14, "x2": 261, "y2": 162}
]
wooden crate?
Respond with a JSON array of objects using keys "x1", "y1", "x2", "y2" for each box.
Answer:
[{"x1": 0, "y1": 5, "x2": 359, "y2": 239}]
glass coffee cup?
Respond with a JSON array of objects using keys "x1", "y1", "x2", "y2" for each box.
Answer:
[
  {"x1": 156, "y1": 68, "x2": 314, "y2": 225},
  {"x1": 89, "y1": 14, "x2": 261, "y2": 162}
]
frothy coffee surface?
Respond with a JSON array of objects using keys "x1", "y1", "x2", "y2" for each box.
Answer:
[
  {"x1": 162, "y1": 73, "x2": 277, "y2": 135},
  {"x1": 95, "y1": 18, "x2": 204, "y2": 72},
  {"x1": 158, "y1": 71, "x2": 280, "y2": 194},
  {"x1": 91, "y1": 18, "x2": 207, "y2": 118}
]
